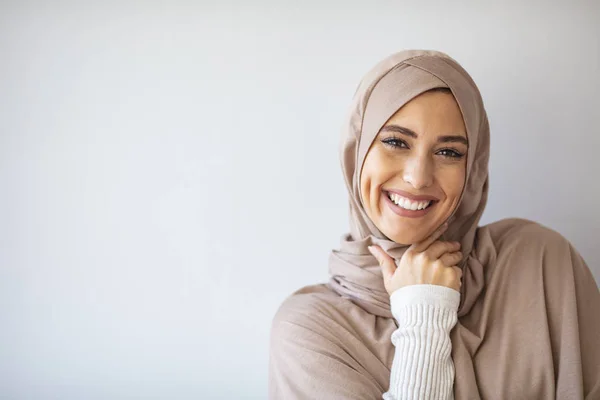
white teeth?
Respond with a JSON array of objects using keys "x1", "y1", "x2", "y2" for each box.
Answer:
[
  {"x1": 388, "y1": 193, "x2": 432, "y2": 211},
  {"x1": 398, "y1": 196, "x2": 406, "y2": 208}
]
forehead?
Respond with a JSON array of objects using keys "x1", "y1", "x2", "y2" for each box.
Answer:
[{"x1": 383, "y1": 91, "x2": 467, "y2": 137}]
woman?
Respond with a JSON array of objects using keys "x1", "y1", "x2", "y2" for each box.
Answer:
[{"x1": 268, "y1": 50, "x2": 600, "y2": 399}]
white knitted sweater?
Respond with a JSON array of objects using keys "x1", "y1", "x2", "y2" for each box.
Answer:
[{"x1": 382, "y1": 284, "x2": 460, "y2": 400}]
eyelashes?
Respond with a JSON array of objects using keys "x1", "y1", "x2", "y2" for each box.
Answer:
[
  {"x1": 380, "y1": 136, "x2": 465, "y2": 159},
  {"x1": 381, "y1": 137, "x2": 409, "y2": 149},
  {"x1": 437, "y1": 148, "x2": 464, "y2": 158}
]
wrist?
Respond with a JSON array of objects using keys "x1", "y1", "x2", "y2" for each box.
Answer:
[{"x1": 389, "y1": 284, "x2": 460, "y2": 329}]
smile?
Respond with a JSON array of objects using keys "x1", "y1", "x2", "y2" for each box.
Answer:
[
  {"x1": 383, "y1": 190, "x2": 438, "y2": 218},
  {"x1": 387, "y1": 192, "x2": 433, "y2": 210}
]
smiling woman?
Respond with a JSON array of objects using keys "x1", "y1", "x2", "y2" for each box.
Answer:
[
  {"x1": 360, "y1": 88, "x2": 467, "y2": 245},
  {"x1": 268, "y1": 50, "x2": 600, "y2": 400}
]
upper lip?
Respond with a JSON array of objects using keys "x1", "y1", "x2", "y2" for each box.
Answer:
[{"x1": 384, "y1": 189, "x2": 439, "y2": 202}]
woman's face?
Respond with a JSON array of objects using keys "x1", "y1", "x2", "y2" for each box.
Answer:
[{"x1": 360, "y1": 90, "x2": 468, "y2": 245}]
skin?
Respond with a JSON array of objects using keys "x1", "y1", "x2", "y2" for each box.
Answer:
[
  {"x1": 363, "y1": 89, "x2": 468, "y2": 294},
  {"x1": 360, "y1": 90, "x2": 468, "y2": 245},
  {"x1": 369, "y1": 223, "x2": 464, "y2": 293}
]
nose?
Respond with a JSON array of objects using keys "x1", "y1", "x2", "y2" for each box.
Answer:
[{"x1": 402, "y1": 154, "x2": 433, "y2": 189}]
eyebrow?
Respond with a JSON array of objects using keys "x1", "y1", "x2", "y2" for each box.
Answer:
[{"x1": 380, "y1": 124, "x2": 468, "y2": 146}]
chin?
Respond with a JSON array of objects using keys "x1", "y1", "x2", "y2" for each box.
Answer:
[{"x1": 381, "y1": 225, "x2": 424, "y2": 245}]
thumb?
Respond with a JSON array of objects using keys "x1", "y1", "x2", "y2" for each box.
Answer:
[{"x1": 368, "y1": 245, "x2": 397, "y2": 281}]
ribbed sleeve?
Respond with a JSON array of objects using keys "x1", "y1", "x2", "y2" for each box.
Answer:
[{"x1": 382, "y1": 284, "x2": 460, "y2": 400}]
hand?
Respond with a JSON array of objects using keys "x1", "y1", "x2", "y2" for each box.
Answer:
[{"x1": 368, "y1": 222, "x2": 463, "y2": 295}]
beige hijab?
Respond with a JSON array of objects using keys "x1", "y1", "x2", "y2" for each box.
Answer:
[
  {"x1": 269, "y1": 50, "x2": 600, "y2": 399},
  {"x1": 328, "y1": 49, "x2": 489, "y2": 320}
]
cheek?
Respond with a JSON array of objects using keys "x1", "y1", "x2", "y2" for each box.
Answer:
[
  {"x1": 359, "y1": 158, "x2": 373, "y2": 199},
  {"x1": 439, "y1": 164, "x2": 466, "y2": 201},
  {"x1": 360, "y1": 149, "x2": 401, "y2": 211},
  {"x1": 361, "y1": 150, "x2": 389, "y2": 193}
]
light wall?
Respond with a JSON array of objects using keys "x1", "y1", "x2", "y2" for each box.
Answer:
[{"x1": 1, "y1": 1, "x2": 598, "y2": 398}]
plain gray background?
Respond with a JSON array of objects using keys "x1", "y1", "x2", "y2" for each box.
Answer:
[{"x1": 1, "y1": 1, "x2": 599, "y2": 399}]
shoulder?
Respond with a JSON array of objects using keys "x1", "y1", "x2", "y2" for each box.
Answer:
[
  {"x1": 481, "y1": 217, "x2": 571, "y2": 250},
  {"x1": 269, "y1": 283, "x2": 383, "y2": 351},
  {"x1": 479, "y1": 218, "x2": 584, "y2": 279},
  {"x1": 269, "y1": 284, "x2": 349, "y2": 360},
  {"x1": 268, "y1": 285, "x2": 392, "y2": 398},
  {"x1": 270, "y1": 283, "x2": 346, "y2": 333}
]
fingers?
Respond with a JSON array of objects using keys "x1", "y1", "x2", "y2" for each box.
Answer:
[
  {"x1": 410, "y1": 222, "x2": 449, "y2": 253},
  {"x1": 438, "y1": 250, "x2": 463, "y2": 267},
  {"x1": 425, "y1": 241, "x2": 461, "y2": 261},
  {"x1": 368, "y1": 245, "x2": 397, "y2": 281},
  {"x1": 452, "y1": 266, "x2": 463, "y2": 278},
  {"x1": 452, "y1": 266, "x2": 463, "y2": 288}
]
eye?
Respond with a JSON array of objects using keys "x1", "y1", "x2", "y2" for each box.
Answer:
[
  {"x1": 381, "y1": 136, "x2": 409, "y2": 149},
  {"x1": 436, "y1": 148, "x2": 464, "y2": 159}
]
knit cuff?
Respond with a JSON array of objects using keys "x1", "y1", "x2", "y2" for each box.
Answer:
[{"x1": 390, "y1": 284, "x2": 460, "y2": 330}]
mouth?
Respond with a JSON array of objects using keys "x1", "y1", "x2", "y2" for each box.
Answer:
[{"x1": 383, "y1": 189, "x2": 438, "y2": 218}]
